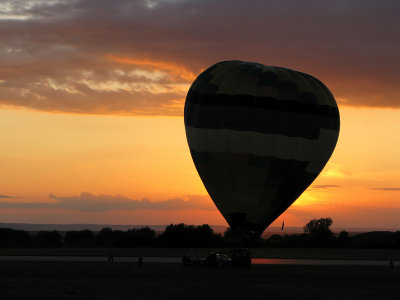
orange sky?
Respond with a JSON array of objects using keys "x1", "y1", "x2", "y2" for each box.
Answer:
[
  {"x1": 0, "y1": 0, "x2": 399, "y2": 228},
  {"x1": 0, "y1": 106, "x2": 399, "y2": 228}
]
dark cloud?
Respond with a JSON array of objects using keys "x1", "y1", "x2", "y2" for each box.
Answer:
[
  {"x1": 369, "y1": 187, "x2": 400, "y2": 191},
  {"x1": 0, "y1": 0, "x2": 399, "y2": 115},
  {"x1": 0, "y1": 194, "x2": 18, "y2": 198},
  {"x1": 0, "y1": 192, "x2": 215, "y2": 211}
]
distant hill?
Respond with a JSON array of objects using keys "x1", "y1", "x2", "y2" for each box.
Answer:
[
  {"x1": 0, "y1": 223, "x2": 228, "y2": 234},
  {"x1": 263, "y1": 227, "x2": 400, "y2": 238},
  {"x1": 351, "y1": 231, "x2": 399, "y2": 247},
  {"x1": 1, "y1": 223, "x2": 398, "y2": 236}
]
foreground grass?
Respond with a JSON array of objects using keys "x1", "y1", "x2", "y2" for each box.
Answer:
[
  {"x1": 1, "y1": 247, "x2": 400, "y2": 260},
  {"x1": 0, "y1": 261, "x2": 399, "y2": 299}
]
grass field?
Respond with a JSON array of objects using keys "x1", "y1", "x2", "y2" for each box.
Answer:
[
  {"x1": 1, "y1": 247, "x2": 400, "y2": 260},
  {"x1": 0, "y1": 261, "x2": 399, "y2": 299}
]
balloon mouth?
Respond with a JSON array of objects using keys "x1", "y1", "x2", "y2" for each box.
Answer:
[
  {"x1": 229, "y1": 228, "x2": 263, "y2": 245},
  {"x1": 228, "y1": 212, "x2": 264, "y2": 243}
]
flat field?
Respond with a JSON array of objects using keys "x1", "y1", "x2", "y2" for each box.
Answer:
[
  {"x1": 1, "y1": 247, "x2": 400, "y2": 260},
  {"x1": 0, "y1": 261, "x2": 399, "y2": 299}
]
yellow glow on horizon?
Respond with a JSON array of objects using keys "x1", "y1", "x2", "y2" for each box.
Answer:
[
  {"x1": 0, "y1": 108, "x2": 206, "y2": 201},
  {"x1": 0, "y1": 105, "x2": 399, "y2": 226}
]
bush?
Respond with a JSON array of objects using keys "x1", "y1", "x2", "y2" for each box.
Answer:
[
  {"x1": 64, "y1": 230, "x2": 95, "y2": 247},
  {"x1": 304, "y1": 218, "x2": 334, "y2": 246},
  {"x1": 0, "y1": 228, "x2": 30, "y2": 247},
  {"x1": 158, "y1": 223, "x2": 222, "y2": 247},
  {"x1": 32, "y1": 231, "x2": 63, "y2": 247}
]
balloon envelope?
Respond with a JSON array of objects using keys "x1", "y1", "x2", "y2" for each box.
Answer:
[{"x1": 184, "y1": 61, "x2": 340, "y2": 239}]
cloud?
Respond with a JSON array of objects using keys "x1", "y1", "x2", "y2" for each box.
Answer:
[
  {"x1": 0, "y1": 194, "x2": 18, "y2": 198},
  {"x1": 0, "y1": 192, "x2": 215, "y2": 212},
  {"x1": 310, "y1": 185, "x2": 342, "y2": 189},
  {"x1": 0, "y1": 0, "x2": 399, "y2": 115},
  {"x1": 369, "y1": 187, "x2": 400, "y2": 191}
]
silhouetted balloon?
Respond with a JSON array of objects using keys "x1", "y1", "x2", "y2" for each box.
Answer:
[{"x1": 184, "y1": 61, "x2": 340, "y2": 240}]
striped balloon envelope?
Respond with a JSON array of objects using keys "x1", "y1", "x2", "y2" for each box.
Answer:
[{"x1": 184, "y1": 60, "x2": 340, "y2": 240}]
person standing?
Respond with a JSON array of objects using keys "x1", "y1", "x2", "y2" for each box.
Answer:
[
  {"x1": 390, "y1": 257, "x2": 395, "y2": 269},
  {"x1": 138, "y1": 256, "x2": 143, "y2": 268}
]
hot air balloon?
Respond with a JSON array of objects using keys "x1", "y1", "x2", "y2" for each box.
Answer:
[{"x1": 184, "y1": 60, "x2": 340, "y2": 241}]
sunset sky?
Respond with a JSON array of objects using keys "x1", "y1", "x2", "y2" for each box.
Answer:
[{"x1": 0, "y1": 0, "x2": 399, "y2": 229}]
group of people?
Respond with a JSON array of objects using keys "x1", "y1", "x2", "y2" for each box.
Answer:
[
  {"x1": 182, "y1": 253, "x2": 201, "y2": 266},
  {"x1": 182, "y1": 248, "x2": 251, "y2": 268}
]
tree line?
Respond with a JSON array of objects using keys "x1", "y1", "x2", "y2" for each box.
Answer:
[{"x1": 1, "y1": 218, "x2": 400, "y2": 248}]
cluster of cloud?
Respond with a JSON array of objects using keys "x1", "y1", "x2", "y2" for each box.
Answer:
[
  {"x1": 0, "y1": 192, "x2": 215, "y2": 212},
  {"x1": 369, "y1": 187, "x2": 400, "y2": 191},
  {"x1": 309, "y1": 185, "x2": 342, "y2": 190},
  {"x1": 0, "y1": 184, "x2": 345, "y2": 212},
  {"x1": 0, "y1": 0, "x2": 399, "y2": 115},
  {"x1": 0, "y1": 194, "x2": 16, "y2": 198},
  {"x1": 1, "y1": 188, "x2": 400, "y2": 226}
]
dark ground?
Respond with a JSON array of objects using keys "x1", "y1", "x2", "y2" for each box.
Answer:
[
  {"x1": 0, "y1": 261, "x2": 399, "y2": 300},
  {"x1": 1, "y1": 247, "x2": 400, "y2": 260}
]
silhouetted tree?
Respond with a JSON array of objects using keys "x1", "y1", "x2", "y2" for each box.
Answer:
[
  {"x1": 304, "y1": 218, "x2": 334, "y2": 246},
  {"x1": 393, "y1": 231, "x2": 400, "y2": 248},
  {"x1": 352, "y1": 231, "x2": 395, "y2": 248},
  {"x1": 116, "y1": 227, "x2": 156, "y2": 247},
  {"x1": 336, "y1": 230, "x2": 351, "y2": 247},
  {"x1": 64, "y1": 230, "x2": 95, "y2": 247},
  {"x1": 0, "y1": 228, "x2": 30, "y2": 247},
  {"x1": 158, "y1": 223, "x2": 222, "y2": 247},
  {"x1": 280, "y1": 233, "x2": 308, "y2": 247},
  {"x1": 95, "y1": 228, "x2": 124, "y2": 247},
  {"x1": 33, "y1": 230, "x2": 63, "y2": 247}
]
